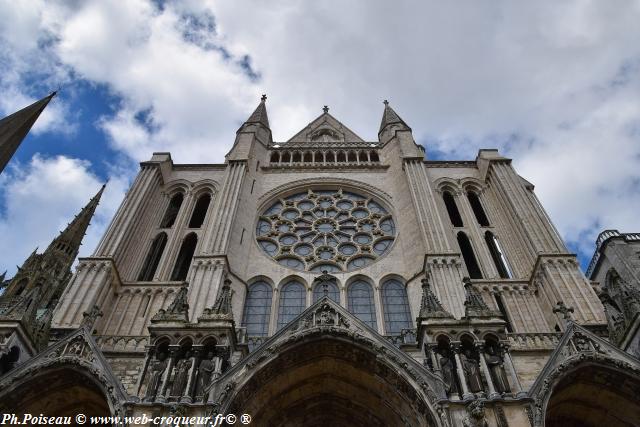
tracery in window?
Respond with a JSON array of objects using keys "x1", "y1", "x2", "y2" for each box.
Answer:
[{"x1": 256, "y1": 188, "x2": 395, "y2": 272}]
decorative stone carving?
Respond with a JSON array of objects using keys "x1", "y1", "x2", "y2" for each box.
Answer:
[
  {"x1": 144, "y1": 351, "x2": 168, "y2": 401},
  {"x1": 439, "y1": 347, "x2": 459, "y2": 396},
  {"x1": 463, "y1": 278, "x2": 498, "y2": 318},
  {"x1": 461, "y1": 349, "x2": 483, "y2": 393},
  {"x1": 195, "y1": 351, "x2": 215, "y2": 399},
  {"x1": 81, "y1": 305, "x2": 103, "y2": 331},
  {"x1": 463, "y1": 400, "x2": 489, "y2": 427},
  {"x1": 170, "y1": 352, "x2": 193, "y2": 398},
  {"x1": 152, "y1": 286, "x2": 189, "y2": 322},
  {"x1": 485, "y1": 345, "x2": 510, "y2": 394},
  {"x1": 418, "y1": 273, "x2": 453, "y2": 319}
]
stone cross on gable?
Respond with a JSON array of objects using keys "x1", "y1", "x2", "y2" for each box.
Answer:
[{"x1": 553, "y1": 301, "x2": 574, "y2": 327}]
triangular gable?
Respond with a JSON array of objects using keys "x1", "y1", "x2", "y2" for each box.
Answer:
[
  {"x1": 528, "y1": 322, "x2": 640, "y2": 423},
  {"x1": 207, "y1": 296, "x2": 447, "y2": 411},
  {"x1": 0, "y1": 326, "x2": 129, "y2": 409},
  {"x1": 286, "y1": 112, "x2": 365, "y2": 143}
]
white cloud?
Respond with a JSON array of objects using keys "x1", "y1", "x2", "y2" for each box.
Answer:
[
  {"x1": 1, "y1": 0, "x2": 639, "y2": 266},
  {"x1": 0, "y1": 155, "x2": 128, "y2": 276}
]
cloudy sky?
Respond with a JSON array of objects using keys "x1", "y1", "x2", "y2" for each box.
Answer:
[{"x1": 1, "y1": 0, "x2": 639, "y2": 275}]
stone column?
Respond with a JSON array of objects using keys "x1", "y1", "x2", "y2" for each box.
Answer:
[
  {"x1": 427, "y1": 343, "x2": 441, "y2": 374},
  {"x1": 452, "y1": 342, "x2": 473, "y2": 400},
  {"x1": 157, "y1": 348, "x2": 177, "y2": 403},
  {"x1": 181, "y1": 350, "x2": 200, "y2": 403},
  {"x1": 476, "y1": 343, "x2": 499, "y2": 399},
  {"x1": 501, "y1": 343, "x2": 526, "y2": 397}
]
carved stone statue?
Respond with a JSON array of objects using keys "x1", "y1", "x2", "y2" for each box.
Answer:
[
  {"x1": 438, "y1": 347, "x2": 458, "y2": 395},
  {"x1": 171, "y1": 352, "x2": 193, "y2": 398},
  {"x1": 485, "y1": 346, "x2": 510, "y2": 393},
  {"x1": 196, "y1": 352, "x2": 215, "y2": 399},
  {"x1": 461, "y1": 349, "x2": 483, "y2": 393},
  {"x1": 463, "y1": 400, "x2": 489, "y2": 427},
  {"x1": 144, "y1": 351, "x2": 168, "y2": 401}
]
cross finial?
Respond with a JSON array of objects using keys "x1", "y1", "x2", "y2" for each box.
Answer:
[
  {"x1": 323, "y1": 105, "x2": 329, "y2": 113},
  {"x1": 261, "y1": 94, "x2": 267, "y2": 102},
  {"x1": 553, "y1": 301, "x2": 574, "y2": 321},
  {"x1": 383, "y1": 99, "x2": 389, "y2": 106}
]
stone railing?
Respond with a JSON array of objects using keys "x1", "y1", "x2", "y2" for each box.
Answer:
[
  {"x1": 506, "y1": 332, "x2": 562, "y2": 351},
  {"x1": 95, "y1": 335, "x2": 149, "y2": 353}
]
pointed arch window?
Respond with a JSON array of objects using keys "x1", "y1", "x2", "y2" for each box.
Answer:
[
  {"x1": 347, "y1": 280, "x2": 378, "y2": 329},
  {"x1": 457, "y1": 232, "x2": 482, "y2": 279},
  {"x1": 170, "y1": 233, "x2": 197, "y2": 281},
  {"x1": 160, "y1": 193, "x2": 184, "y2": 228},
  {"x1": 138, "y1": 232, "x2": 168, "y2": 281},
  {"x1": 188, "y1": 193, "x2": 211, "y2": 228},
  {"x1": 467, "y1": 192, "x2": 490, "y2": 226},
  {"x1": 242, "y1": 281, "x2": 273, "y2": 338},
  {"x1": 312, "y1": 279, "x2": 340, "y2": 303},
  {"x1": 277, "y1": 281, "x2": 306, "y2": 330},
  {"x1": 485, "y1": 232, "x2": 512, "y2": 279},
  {"x1": 381, "y1": 279, "x2": 412, "y2": 335},
  {"x1": 443, "y1": 191, "x2": 463, "y2": 227}
]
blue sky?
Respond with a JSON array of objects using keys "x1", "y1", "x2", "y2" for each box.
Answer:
[{"x1": 1, "y1": 1, "x2": 640, "y2": 276}]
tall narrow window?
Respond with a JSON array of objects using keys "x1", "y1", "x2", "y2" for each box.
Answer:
[
  {"x1": 188, "y1": 194, "x2": 211, "y2": 228},
  {"x1": 494, "y1": 293, "x2": 513, "y2": 332},
  {"x1": 312, "y1": 279, "x2": 340, "y2": 303},
  {"x1": 443, "y1": 191, "x2": 464, "y2": 227},
  {"x1": 160, "y1": 193, "x2": 184, "y2": 228},
  {"x1": 138, "y1": 232, "x2": 168, "y2": 281},
  {"x1": 347, "y1": 280, "x2": 378, "y2": 329},
  {"x1": 382, "y1": 279, "x2": 412, "y2": 335},
  {"x1": 467, "y1": 192, "x2": 489, "y2": 226},
  {"x1": 277, "y1": 281, "x2": 306, "y2": 330},
  {"x1": 457, "y1": 232, "x2": 482, "y2": 279},
  {"x1": 242, "y1": 281, "x2": 273, "y2": 338},
  {"x1": 170, "y1": 233, "x2": 197, "y2": 281},
  {"x1": 485, "y1": 232, "x2": 512, "y2": 279}
]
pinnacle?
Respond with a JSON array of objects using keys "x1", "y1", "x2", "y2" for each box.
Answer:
[
  {"x1": 378, "y1": 99, "x2": 410, "y2": 135},
  {"x1": 244, "y1": 94, "x2": 270, "y2": 129}
]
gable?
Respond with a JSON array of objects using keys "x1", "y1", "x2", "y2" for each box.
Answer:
[{"x1": 286, "y1": 112, "x2": 366, "y2": 143}]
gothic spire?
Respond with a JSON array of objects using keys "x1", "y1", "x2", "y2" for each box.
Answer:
[
  {"x1": 418, "y1": 273, "x2": 453, "y2": 319},
  {"x1": 378, "y1": 99, "x2": 411, "y2": 136},
  {"x1": 463, "y1": 277, "x2": 497, "y2": 318},
  {"x1": 0, "y1": 92, "x2": 56, "y2": 174},
  {"x1": 243, "y1": 94, "x2": 270, "y2": 130},
  {"x1": 45, "y1": 184, "x2": 105, "y2": 264},
  {"x1": 199, "y1": 279, "x2": 234, "y2": 321}
]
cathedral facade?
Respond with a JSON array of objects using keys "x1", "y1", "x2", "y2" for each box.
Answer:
[{"x1": 1, "y1": 98, "x2": 639, "y2": 426}]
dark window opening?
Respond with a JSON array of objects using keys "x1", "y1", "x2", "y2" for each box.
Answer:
[
  {"x1": 160, "y1": 193, "x2": 184, "y2": 228},
  {"x1": 485, "y1": 232, "x2": 511, "y2": 278},
  {"x1": 369, "y1": 151, "x2": 380, "y2": 162},
  {"x1": 336, "y1": 151, "x2": 346, "y2": 163},
  {"x1": 494, "y1": 293, "x2": 513, "y2": 332},
  {"x1": 188, "y1": 194, "x2": 211, "y2": 228},
  {"x1": 292, "y1": 152, "x2": 301, "y2": 163},
  {"x1": 304, "y1": 152, "x2": 313, "y2": 163},
  {"x1": 326, "y1": 152, "x2": 335, "y2": 163},
  {"x1": 171, "y1": 233, "x2": 198, "y2": 281},
  {"x1": 138, "y1": 233, "x2": 168, "y2": 281},
  {"x1": 457, "y1": 232, "x2": 482, "y2": 279},
  {"x1": 347, "y1": 151, "x2": 357, "y2": 162},
  {"x1": 467, "y1": 192, "x2": 490, "y2": 226},
  {"x1": 443, "y1": 192, "x2": 464, "y2": 227}
]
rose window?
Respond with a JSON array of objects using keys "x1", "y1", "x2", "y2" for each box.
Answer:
[{"x1": 256, "y1": 188, "x2": 395, "y2": 272}]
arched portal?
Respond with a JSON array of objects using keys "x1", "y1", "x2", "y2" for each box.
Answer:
[
  {"x1": 225, "y1": 337, "x2": 439, "y2": 427},
  {"x1": 544, "y1": 363, "x2": 640, "y2": 427},
  {"x1": 0, "y1": 366, "x2": 111, "y2": 419}
]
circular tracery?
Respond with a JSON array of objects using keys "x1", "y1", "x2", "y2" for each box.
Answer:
[{"x1": 256, "y1": 188, "x2": 395, "y2": 272}]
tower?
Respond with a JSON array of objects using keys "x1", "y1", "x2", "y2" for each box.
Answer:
[
  {"x1": 0, "y1": 92, "x2": 56, "y2": 174},
  {"x1": 0, "y1": 185, "x2": 104, "y2": 373}
]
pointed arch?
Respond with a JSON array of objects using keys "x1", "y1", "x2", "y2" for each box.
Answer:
[
  {"x1": 170, "y1": 233, "x2": 197, "y2": 281},
  {"x1": 457, "y1": 232, "x2": 482, "y2": 279},
  {"x1": 312, "y1": 278, "x2": 340, "y2": 303},
  {"x1": 138, "y1": 232, "x2": 168, "y2": 281},
  {"x1": 467, "y1": 191, "x2": 490, "y2": 226},
  {"x1": 442, "y1": 191, "x2": 463, "y2": 227},
  {"x1": 369, "y1": 151, "x2": 379, "y2": 162},
  {"x1": 160, "y1": 193, "x2": 184, "y2": 228},
  {"x1": 188, "y1": 193, "x2": 211, "y2": 228}
]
